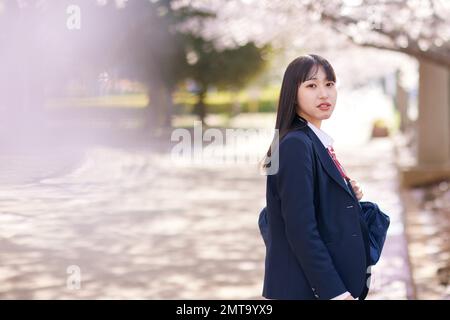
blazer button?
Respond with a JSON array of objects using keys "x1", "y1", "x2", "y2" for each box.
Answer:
[
  {"x1": 346, "y1": 205, "x2": 354, "y2": 209},
  {"x1": 314, "y1": 294, "x2": 319, "y2": 299},
  {"x1": 352, "y1": 233, "x2": 358, "y2": 237}
]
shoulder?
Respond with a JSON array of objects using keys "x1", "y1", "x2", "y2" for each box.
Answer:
[
  {"x1": 275, "y1": 129, "x2": 315, "y2": 175},
  {"x1": 275, "y1": 129, "x2": 314, "y2": 164},
  {"x1": 280, "y1": 129, "x2": 313, "y2": 151}
]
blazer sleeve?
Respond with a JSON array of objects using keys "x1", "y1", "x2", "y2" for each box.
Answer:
[{"x1": 277, "y1": 136, "x2": 347, "y2": 300}]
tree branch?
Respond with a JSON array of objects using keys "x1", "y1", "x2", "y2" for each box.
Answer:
[{"x1": 318, "y1": 7, "x2": 450, "y2": 69}]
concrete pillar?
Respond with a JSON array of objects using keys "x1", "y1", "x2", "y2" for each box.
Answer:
[
  {"x1": 417, "y1": 59, "x2": 450, "y2": 166},
  {"x1": 398, "y1": 60, "x2": 450, "y2": 187}
]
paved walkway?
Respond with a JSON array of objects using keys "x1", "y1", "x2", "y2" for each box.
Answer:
[
  {"x1": 0, "y1": 134, "x2": 413, "y2": 299},
  {"x1": 0, "y1": 146, "x2": 267, "y2": 299}
]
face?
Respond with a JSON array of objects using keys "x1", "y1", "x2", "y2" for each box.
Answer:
[{"x1": 296, "y1": 65, "x2": 337, "y2": 128}]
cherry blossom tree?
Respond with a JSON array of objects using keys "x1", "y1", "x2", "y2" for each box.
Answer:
[{"x1": 176, "y1": 0, "x2": 449, "y2": 68}]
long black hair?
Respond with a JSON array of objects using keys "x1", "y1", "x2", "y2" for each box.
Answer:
[{"x1": 262, "y1": 54, "x2": 336, "y2": 170}]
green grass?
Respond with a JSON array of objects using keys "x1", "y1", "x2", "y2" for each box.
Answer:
[
  {"x1": 46, "y1": 85, "x2": 280, "y2": 114},
  {"x1": 46, "y1": 94, "x2": 149, "y2": 108}
]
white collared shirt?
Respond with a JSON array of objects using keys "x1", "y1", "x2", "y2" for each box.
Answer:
[
  {"x1": 306, "y1": 121, "x2": 334, "y2": 150},
  {"x1": 306, "y1": 121, "x2": 348, "y2": 185}
]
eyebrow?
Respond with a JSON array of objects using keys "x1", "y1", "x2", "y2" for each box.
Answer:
[{"x1": 306, "y1": 77, "x2": 334, "y2": 82}]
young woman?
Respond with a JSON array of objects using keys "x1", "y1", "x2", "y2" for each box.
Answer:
[{"x1": 261, "y1": 54, "x2": 369, "y2": 300}]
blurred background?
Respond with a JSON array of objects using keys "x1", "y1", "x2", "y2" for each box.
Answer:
[{"x1": 0, "y1": 0, "x2": 448, "y2": 299}]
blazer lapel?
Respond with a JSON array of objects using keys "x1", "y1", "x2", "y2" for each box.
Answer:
[{"x1": 299, "y1": 125, "x2": 356, "y2": 200}]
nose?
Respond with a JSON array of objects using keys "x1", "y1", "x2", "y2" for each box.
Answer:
[{"x1": 318, "y1": 86, "x2": 328, "y2": 99}]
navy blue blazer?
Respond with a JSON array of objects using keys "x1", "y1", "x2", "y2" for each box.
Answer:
[{"x1": 262, "y1": 118, "x2": 368, "y2": 300}]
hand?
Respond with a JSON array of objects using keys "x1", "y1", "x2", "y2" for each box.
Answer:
[
  {"x1": 349, "y1": 179, "x2": 363, "y2": 200},
  {"x1": 344, "y1": 295, "x2": 356, "y2": 300}
]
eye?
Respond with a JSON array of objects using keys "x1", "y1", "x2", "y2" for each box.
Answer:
[
  {"x1": 326, "y1": 82, "x2": 335, "y2": 87},
  {"x1": 306, "y1": 84, "x2": 316, "y2": 88}
]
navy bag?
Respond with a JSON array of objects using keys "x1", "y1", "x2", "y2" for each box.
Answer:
[
  {"x1": 258, "y1": 203, "x2": 389, "y2": 266},
  {"x1": 358, "y1": 201, "x2": 390, "y2": 265}
]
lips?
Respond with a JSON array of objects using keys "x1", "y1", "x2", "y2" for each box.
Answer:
[{"x1": 317, "y1": 103, "x2": 331, "y2": 108}]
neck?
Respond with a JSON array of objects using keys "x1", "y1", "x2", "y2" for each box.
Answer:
[{"x1": 298, "y1": 112, "x2": 321, "y2": 128}]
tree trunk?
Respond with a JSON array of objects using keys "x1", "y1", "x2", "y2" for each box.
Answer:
[
  {"x1": 230, "y1": 88, "x2": 242, "y2": 118},
  {"x1": 163, "y1": 88, "x2": 174, "y2": 128},
  {"x1": 195, "y1": 86, "x2": 207, "y2": 125},
  {"x1": 146, "y1": 82, "x2": 173, "y2": 134}
]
